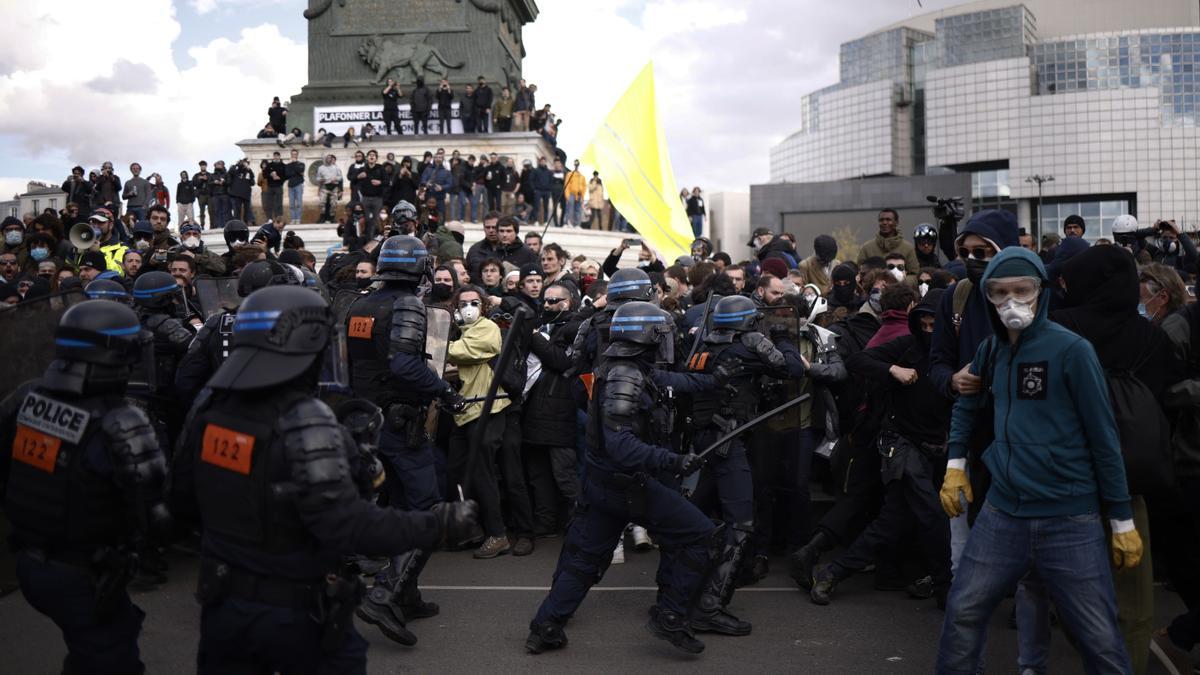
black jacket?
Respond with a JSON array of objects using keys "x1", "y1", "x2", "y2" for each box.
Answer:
[
  {"x1": 358, "y1": 164, "x2": 387, "y2": 198},
  {"x1": 523, "y1": 315, "x2": 584, "y2": 445},
  {"x1": 176, "y1": 180, "x2": 196, "y2": 204},
  {"x1": 436, "y1": 87, "x2": 454, "y2": 113},
  {"x1": 474, "y1": 84, "x2": 494, "y2": 110},
  {"x1": 410, "y1": 85, "x2": 432, "y2": 114},
  {"x1": 265, "y1": 161, "x2": 287, "y2": 188},
  {"x1": 284, "y1": 161, "x2": 306, "y2": 188}
]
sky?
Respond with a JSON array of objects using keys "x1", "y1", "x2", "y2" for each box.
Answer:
[{"x1": 0, "y1": 0, "x2": 967, "y2": 203}]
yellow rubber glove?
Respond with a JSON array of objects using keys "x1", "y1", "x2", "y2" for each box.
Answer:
[
  {"x1": 1111, "y1": 528, "x2": 1143, "y2": 570},
  {"x1": 939, "y1": 467, "x2": 973, "y2": 518}
]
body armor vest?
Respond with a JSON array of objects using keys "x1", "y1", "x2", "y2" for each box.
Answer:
[
  {"x1": 6, "y1": 389, "x2": 128, "y2": 556},
  {"x1": 193, "y1": 390, "x2": 310, "y2": 555},
  {"x1": 345, "y1": 289, "x2": 426, "y2": 406},
  {"x1": 585, "y1": 359, "x2": 672, "y2": 461},
  {"x1": 687, "y1": 342, "x2": 758, "y2": 427}
]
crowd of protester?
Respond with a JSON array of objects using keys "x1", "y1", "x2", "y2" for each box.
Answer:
[{"x1": 4, "y1": 164, "x2": 1200, "y2": 673}]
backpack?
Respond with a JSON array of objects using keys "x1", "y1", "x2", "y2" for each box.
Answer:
[{"x1": 1105, "y1": 346, "x2": 1173, "y2": 495}]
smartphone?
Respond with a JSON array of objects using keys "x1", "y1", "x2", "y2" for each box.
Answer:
[{"x1": 623, "y1": 238, "x2": 641, "y2": 247}]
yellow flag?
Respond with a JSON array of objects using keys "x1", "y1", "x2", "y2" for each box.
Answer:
[{"x1": 582, "y1": 62, "x2": 693, "y2": 262}]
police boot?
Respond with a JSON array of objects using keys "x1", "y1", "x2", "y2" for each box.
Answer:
[
  {"x1": 647, "y1": 606, "x2": 705, "y2": 654},
  {"x1": 809, "y1": 563, "x2": 849, "y2": 606},
  {"x1": 395, "y1": 549, "x2": 439, "y2": 621},
  {"x1": 356, "y1": 586, "x2": 417, "y2": 646},
  {"x1": 789, "y1": 530, "x2": 833, "y2": 591},
  {"x1": 690, "y1": 522, "x2": 753, "y2": 636},
  {"x1": 525, "y1": 619, "x2": 568, "y2": 654}
]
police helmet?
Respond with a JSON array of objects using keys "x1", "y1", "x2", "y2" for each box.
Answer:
[
  {"x1": 391, "y1": 200, "x2": 418, "y2": 225},
  {"x1": 207, "y1": 285, "x2": 333, "y2": 391},
  {"x1": 237, "y1": 259, "x2": 295, "y2": 297},
  {"x1": 710, "y1": 294, "x2": 761, "y2": 333},
  {"x1": 375, "y1": 235, "x2": 430, "y2": 282},
  {"x1": 690, "y1": 237, "x2": 713, "y2": 258},
  {"x1": 914, "y1": 223, "x2": 937, "y2": 242},
  {"x1": 85, "y1": 278, "x2": 131, "y2": 303},
  {"x1": 132, "y1": 271, "x2": 182, "y2": 310},
  {"x1": 223, "y1": 219, "x2": 250, "y2": 247},
  {"x1": 606, "y1": 300, "x2": 675, "y2": 363},
  {"x1": 606, "y1": 268, "x2": 656, "y2": 304},
  {"x1": 53, "y1": 299, "x2": 143, "y2": 366}
]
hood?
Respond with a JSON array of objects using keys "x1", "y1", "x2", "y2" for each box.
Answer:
[
  {"x1": 955, "y1": 209, "x2": 1020, "y2": 252},
  {"x1": 980, "y1": 247, "x2": 1050, "y2": 342},
  {"x1": 909, "y1": 287, "x2": 945, "y2": 336},
  {"x1": 1044, "y1": 235, "x2": 1090, "y2": 282},
  {"x1": 813, "y1": 234, "x2": 838, "y2": 264},
  {"x1": 1050, "y1": 245, "x2": 1142, "y2": 368}
]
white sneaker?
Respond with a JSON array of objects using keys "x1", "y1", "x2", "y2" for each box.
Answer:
[
  {"x1": 631, "y1": 526, "x2": 653, "y2": 551},
  {"x1": 611, "y1": 538, "x2": 625, "y2": 564}
]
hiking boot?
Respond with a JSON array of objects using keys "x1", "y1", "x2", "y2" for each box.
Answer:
[
  {"x1": 690, "y1": 607, "x2": 752, "y2": 636},
  {"x1": 789, "y1": 545, "x2": 821, "y2": 591},
  {"x1": 646, "y1": 607, "x2": 704, "y2": 654},
  {"x1": 526, "y1": 620, "x2": 568, "y2": 654},
  {"x1": 356, "y1": 587, "x2": 417, "y2": 646},
  {"x1": 397, "y1": 587, "x2": 439, "y2": 621},
  {"x1": 512, "y1": 537, "x2": 535, "y2": 557},
  {"x1": 631, "y1": 525, "x2": 654, "y2": 551},
  {"x1": 906, "y1": 575, "x2": 934, "y2": 600},
  {"x1": 1150, "y1": 628, "x2": 1193, "y2": 675},
  {"x1": 473, "y1": 536, "x2": 511, "y2": 559},
  {"x1": 809, "y1": 564, "x2": 842, "y2": 606}
]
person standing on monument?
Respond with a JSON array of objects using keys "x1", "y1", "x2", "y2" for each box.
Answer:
[
  {"x1": 410, "y1": 76, "x2": 432, "y2": 135},
  {"x1": 461, "y1": 84, "x2": 477, "y2": 134},
  {"x1": 495, "y1": 86, "x2": 514, "y2": 132},
  {"x1": 514, "y1": 79, "x2": 533, "y2": 132},
  {"x1": 473, "y1": 76, "x2": 494, "y2": 134},
  {"x1": 382, "y1": 78, "x2": 403, "y2": 136},
  {"x1": 436, "y1": 79, "x2": 455, "y2": 135}
]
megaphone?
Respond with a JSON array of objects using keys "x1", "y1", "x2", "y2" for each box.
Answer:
[{"x1": 69, "y1": 223, "x2": 97, "y2": 249}]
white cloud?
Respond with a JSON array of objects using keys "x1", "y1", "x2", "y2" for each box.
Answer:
[
  {"x1": 0, "y1": 0, "x2": 304, "y2": 182},
  {"x1": 189, "y1": 0, "x2": 288, "y2": 15}
]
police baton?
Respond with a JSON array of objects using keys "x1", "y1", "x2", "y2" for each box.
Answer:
[
  {"x1": 457, "y1": 393, "x2": 511, "y2": 404},
  {"x1": 458, "y1": 304, "x2": 533, "y2": 502},
  {"x1": 693, "y1": 393, "x2": 811, "y2": 461}
]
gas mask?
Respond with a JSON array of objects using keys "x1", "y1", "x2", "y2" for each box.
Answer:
[
  {"x1": 456, "y1": 299, "x2": 481, "y2": 325},
  {"x1": 887, "y1": 267, "x2": 905, "y2": 283},
  {"x1": 182, "y1": 236, "x2": 200, "y2": 249},
  {"x1": 996, "y1": 298, "x2": 1035, "y2": 330}
]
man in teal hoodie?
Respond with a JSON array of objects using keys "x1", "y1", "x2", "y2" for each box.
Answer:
[{"x1": 935, "y1": 247, "x2": 1143, "y2": 674}]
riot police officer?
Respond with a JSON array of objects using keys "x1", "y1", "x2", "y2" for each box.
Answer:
[
  {"x1": 84, "y1": 278, "x2": 131, "y2": 303},
  {"x1": 175, "y1": 285, "x2": 479, "y2": 673},
  {"x1": 568, "y1": 266, "x2": 658, "y2": 375},
  {"x1": 684, "y1": 294, "x2": 805, "y2": 635},
  {"x1": 1, "y1": 300, "x2": 169, "y2": 674},
  {"x1": 527, "y1": 301, "x2": 734, "y2": 655},
  {"x1": 175, "y1": 259, "x2": 295, "y2": 409},
  {"x1": 131, "y1": 270, "x2": 192, "y2": 442},
  {"x1": 344, "y1": 234, "x2": 465, "y2": 646}
]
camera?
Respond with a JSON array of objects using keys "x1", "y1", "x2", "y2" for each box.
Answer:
[{"x1": 927, "y1": 195, "x2": 964, "y2": 224}]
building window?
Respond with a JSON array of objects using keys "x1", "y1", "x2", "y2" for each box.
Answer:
[
  {"x1": 1039, "y1": 198, "x2": 1131, "y2": 242},
  {"x1": 49, "y1": 198, "x2": 57, "y2": 210},
  {"x1": 32, "y1": 199, "x2": 39, "y2": 213},
  {"x1": 971, "y1": 169, "x2": 1015, "y2": 213}
]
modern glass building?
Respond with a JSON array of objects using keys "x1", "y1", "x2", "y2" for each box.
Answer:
[{"x1": 760, "y1": 0, "x2": 1200, "y2": 243}]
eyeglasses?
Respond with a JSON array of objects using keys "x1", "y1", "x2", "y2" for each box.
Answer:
[
  {"x1": 0, "y1": 259, "x2": 17, "y2": 266},
  {"x1": 885, "y1": 263, "x2": 906, "y2": 271},
  {"x1": 458, "y1": 299, "x2": 482, "y2": 308},
  {"x1": 544, "y1": 297, "x2": 567, "y2": 305},
  {"x1": 957, "y1": 246, "x2": 994, "y2": 261}
]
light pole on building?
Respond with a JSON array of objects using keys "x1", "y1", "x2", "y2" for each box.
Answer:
[{"x1": 1025, "y1": 174, "x2": 1054, "y2": 239}]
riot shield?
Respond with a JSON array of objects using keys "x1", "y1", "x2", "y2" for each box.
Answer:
[
  {"x1": 425, "y1": 306, "x2": 451, "y2": 377},
  {"x1": 760, "y1": 303, "x2": 801, "y2": 342},
  {"x1": 332, "y1": 288, "x2": 366, "y2": 325},
  {"x1": 195, "y1": 277, "x2": 240, "y2": 320},
  {"x1": 0, "y1": 288, "x2": 86, "y2": 401},
  {"x1": 319, "y1": 324, "x2": 350, "y2": 391}
]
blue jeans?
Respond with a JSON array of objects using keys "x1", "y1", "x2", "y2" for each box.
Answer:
[
  {"x1": 936, "y1": 504, "x2": 1130, "y2": 675},
  {"x1": 535, "y1": 191, "x2": 552, "y2": 224},
  {"x1": 690, "y1": 214, "x2": 703, "y2": 237},
  {"x1": 127, "y1": 205, "x2": 147, "y2": 222},
  {"x1": 471, "y1": 185, "x2": 487, "y2": 220},
  {"x1": 452, "y1": 191, "x2": 469, "y2": 221},
  {"x1": 565, "y1": 195, "x2": 583, "y2": 226},
  {"x1": 287, "y1": 183, "x2": 303, "y2": 223}
]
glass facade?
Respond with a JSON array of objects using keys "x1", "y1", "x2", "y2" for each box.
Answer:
[
  {"x1": 1032, "y1": 31, "x2": 1200, "y2": 126},
  {"x1": 936, "y1": 6, "x2": 1035, "y2": 68},
  {"x1": 1039, "y1": 199, "x2": 1132, "y2": 242},
  {"x1": 971, "y1": 169, "x2": 1016, "y2": 213}
]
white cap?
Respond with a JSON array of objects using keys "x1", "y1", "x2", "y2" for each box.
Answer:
[{"x1": 1111, "y1": 214, "x2": 1139, "y2": 234}]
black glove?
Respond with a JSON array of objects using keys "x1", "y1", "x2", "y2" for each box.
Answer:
[
  {"x1": 768, "y1": 322, "x2": 791, "y2": 342},
  {"x1": 439, "y1": 384, "x2": 467, "y2": 414},
  {"x1": 432, "y1": 499, "x2": 481, "y2": 549},
  {"x1": 713, "y1": 360, "x2": 743, "y2": 385},
  {"x1": 672, "y1": 452, "x2": 703, "y2": 477}
]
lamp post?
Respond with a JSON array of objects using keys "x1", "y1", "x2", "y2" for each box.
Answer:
[{"x1": 1025, "y1": 174, "x2": 1054, "y2": 240}]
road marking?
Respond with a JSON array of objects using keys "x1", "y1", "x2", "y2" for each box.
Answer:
[{"x1": 420, "y1": 585, "x2": 801, "y2": 592}]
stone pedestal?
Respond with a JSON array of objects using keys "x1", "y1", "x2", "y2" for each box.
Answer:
[{"x1": 234, "y1": 131, "x2": 556, "y2": 224}]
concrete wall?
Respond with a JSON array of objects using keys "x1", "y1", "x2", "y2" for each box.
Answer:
[
  {"x1": 750, "y1": 173, "x2": 971, "y2": 256},
  {"x1": 708, "y1": 191, "x2": 749, "y2": 254}
]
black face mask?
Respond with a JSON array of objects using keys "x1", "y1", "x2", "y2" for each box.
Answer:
[
  {"x1": 832, "y1": 284, "x2": 855, "y2": 304},
  {"x1": 429, "y1": 283, "x2": 454, "y2": 301},
  {"x1": 541, "y1": 308, "x2": 567, "y2": 325},
  {"x1": 355, "y1": 277, "x2": 373, "y2": 289},
  {"x1": 965, "y1": 257, "x2": 990, "y2": 285}
]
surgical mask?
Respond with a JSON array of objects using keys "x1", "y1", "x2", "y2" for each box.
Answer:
[
  {"x1": 918, "y1": 282, "x2": 929, "y2": 297},
  {"x1": 637, "y1": 260, "x2": 650, "y2": 269},
  {"x1": 867, "y1": 289, "x2": 882, "y2": 313},
  {"x1": 4, "y1": 231, "x2": 22, "y2": 245},
  {"x1": 965, "y1": 257, "x2": 990, "y2": 285},
  {"x1": 182, "y1": 236, "x2": 200, "y2": 249},
  {"x1": 30, "y1": 247, "x2": 49, "y2": 261},
  {"x1": 458, "y1": 304, "x2": 480, "y2": 324},
  {"x1": 888, "y1": 267, "x2": 905, "y2": 283},
  {"x1": 997, "y1": 298, "x2": 1036, "y2": 330},
  {"x1": 134, "y1": 239, "x2": 152, "y2": 251},
  {"x1": 1137, "y1": 303, "x2": 1149, "y2": 319}
]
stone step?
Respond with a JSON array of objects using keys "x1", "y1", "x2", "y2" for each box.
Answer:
[{"x1": 200, "y1": 221, "x2": 645, "y2": 271}]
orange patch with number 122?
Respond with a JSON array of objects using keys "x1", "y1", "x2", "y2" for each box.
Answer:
[
  {"x1": 12, "y1": 425, "x2": 61, "y2": 473},
  {"x1": 201, "y1": 424, "x2": 256, "y2": 475},
  {"x1": 348, "y1": 316, "x2": 375, "y2": 339}
]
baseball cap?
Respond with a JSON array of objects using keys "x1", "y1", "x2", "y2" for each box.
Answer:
[
  {"x1": 88, "y1": 208, "x2": 113, "y2": 223},
  {"x1": 746, "y1": 227, "x2": 772, "y2": 246}
]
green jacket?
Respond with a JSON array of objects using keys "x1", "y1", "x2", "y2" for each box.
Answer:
[{"x1": 857, "y1": 232, "x2": 919, "y2": 281}]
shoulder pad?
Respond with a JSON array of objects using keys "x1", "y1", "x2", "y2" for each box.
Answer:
[
  {"x1": 602, "y1": 363, "x2": 644, "y2": 432},
  {"x1": 102, "y1": 404, "x2": 166, "y2": 487},
  {"x1": 158, "y1": 317, "x2": 193, "y2": 344},
  {"x1": 704, "y1": 330, "x2": 734, "y2": 345},
  {"x1": 279, "y1": 398, "x2": 357, "y2": 507},
  {"x1": 389, "y1": 292, "x2": 427, "y2": 358}
]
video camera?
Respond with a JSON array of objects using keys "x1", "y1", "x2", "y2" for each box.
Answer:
[{"x1": 927, "y1": 195, "x2": 964, "y2": 225}]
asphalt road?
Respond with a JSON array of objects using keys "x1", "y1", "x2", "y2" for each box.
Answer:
[{"x1": 0, "y1": 539, "x2": 1189, "y2": 674}]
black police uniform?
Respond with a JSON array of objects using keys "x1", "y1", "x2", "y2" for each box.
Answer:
[
  {"x1": 344, "y1": 235, "x2": 463, "y2": 645},
  {"x1": 175, "y1": 285, "x2": 475, "y2": 674},
  {"x1": 568, "y1": 267, "x2": 657, "y2": 375},
  {"x1": 684, "y1": 296, "x2": 805, "y2": 635},
  {"x1": 1, "y1": 300, "x2": 168, "y2": 675},
  {"x1": 528, "y1": 302, "x2": 722, "y2": 655},
  {"x1": 131, "y1": 271, "x2": 193, "y2": 447}
]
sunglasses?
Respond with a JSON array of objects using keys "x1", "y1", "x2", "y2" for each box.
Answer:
[
  {"x1": 544, "y1": 297, "x2": 567, "y2": 305},
  {"x1": 957, "y1": 246, "x2": 993, "y2": 261},
  {"x1": 458, "y1": 299, "x2": 482, "y2": 308},
  {"x1": 885, "y1": 263, "x2": 906, "y2": 271}
]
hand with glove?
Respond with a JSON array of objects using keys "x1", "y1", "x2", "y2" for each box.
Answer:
[
  {"x1": 939, "y1": 466, "x2": 973, "y2": 518},
  {"x1": 438, "y1": 383, "x2": 467, "y2": 414},
  {"x1": 1110, "y1": 524, "x2": 1143, "y2": 571},
  {"x1": 432, "y1": 499, "x2": 482, "y2": 549},
  {"x1": 672, "y1": 452, "x2": 703, "y2": 477}
]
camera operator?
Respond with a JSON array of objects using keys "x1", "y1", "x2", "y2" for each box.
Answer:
[
  {"x1": 61, "y1": 165, "x2": 93, "y2": 211},
  {"x1": 1145, "y1": 218, "x2": 1197, "y2": 275},
  {"x1": 94, "y1": 161, "x2": 123, "y2": 220},
  {"x1": 382, "y1": 78, "x2": 403, "y2": 135},
  {"x1": 436, "y1": 78, "x2": 455, "y2": 134},
  {"x1": 316, "y1": 154, "x2": 343, "y2": 224}
]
